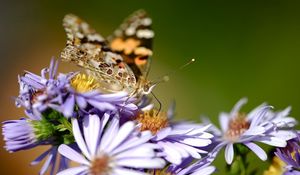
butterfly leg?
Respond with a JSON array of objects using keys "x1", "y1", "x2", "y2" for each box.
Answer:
[{"x1": 151, "y1": 91, "x2": 161, "y2": 116}]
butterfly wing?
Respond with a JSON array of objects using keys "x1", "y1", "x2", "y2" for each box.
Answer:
[
  {"x1": 61, "y1": 14, "x2": 137, "y2": 92},
  {"x1": 108, "y1": 10, "x2": 154, "y2": 80}
]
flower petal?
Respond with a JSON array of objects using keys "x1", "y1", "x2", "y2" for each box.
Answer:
[
  {"x1": 256, "y1": 136, "x2": 287, "y2": 147},
  {"x1": 219, "y1": 113, "x2": 229, "y2": 132},
  {"x1": 83, "y1": 115, "x2": 100, "y2": 157},
  {"x1": 190, "y1": 166, "x2": 216, "y2": 175},
  {"x1": 57, "y1": 166, "x2": 89, "y2": 175},
  {"x1": 113, "y1": 167, "x2": 148, "y2": 175},
  {"x1": 71, "y1": 119, "x2": 91, "y2": 160},
  {"x1": 58, "y1": 144, "x2": 90, "y2": 166},
  {"x1": 244, "y1": 142, "x2": 267, "y2": 161},
  {"x1": 230, "y1": 98, "x2": 247, "y2": 117},
  {"x1": 106, "y1": 121, "x2": 135, "y2": 153},
  {"x1": 62, "y1": 95, "x2": 75, "y2": 117},
  {"x1": 225, "y1": 143, "x2": 234, "y2": 164},
  {"x1": 117, "y1": 157, "x2": 165, "y2": 169}
]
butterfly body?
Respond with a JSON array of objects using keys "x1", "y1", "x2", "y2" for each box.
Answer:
[{"x1": 61, "y1": 10, "x2": 154, "y2": 95}]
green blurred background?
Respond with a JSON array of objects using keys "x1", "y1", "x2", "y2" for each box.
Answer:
[{"x1": 0, "y1": 0, "x2": 299, "y2": 174}]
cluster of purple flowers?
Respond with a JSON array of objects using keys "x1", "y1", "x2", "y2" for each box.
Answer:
[
  {"x1": 2, "y1": 59, "x2": 215, "y2": 175},
  {"x1": 2, "y1": 60, "x2": 299, "y2": 175}
]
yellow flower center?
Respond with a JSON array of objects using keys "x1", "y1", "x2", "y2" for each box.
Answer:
[
  {"x1": 225, "y1": 113, "x2": 250, "y2": 141},
  {"x1": 150, "y1": 169, "x2": 173, "y2": 175},
  {"x1": 90, "y1": 155, "x2": 110, "y2": 175},
  {"x1": 136, "y1": 110, "x2": 169, "y2": 134},
  {"x1": 263, "y1": 156, "x2": 286, "y2": 175},
  {"x1": 70, "y1": 73, "x2": 100, "y2": 93}
]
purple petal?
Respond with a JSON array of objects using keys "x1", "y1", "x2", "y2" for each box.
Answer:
[
  {"x1": 244, "y1": 142, "x2": 267, "y2": 161},
  {"x1": 230, "y1": 98, "x2": 247, "y2": 118},
  {"x1": 111, "y1": 131, "x2": 152, "y2": 155},
  {"x1": 106, "y1": 121, "x2": 135, "y2": 153},
  {"x1": 190, "y1": 166, "x2": 216, "y2": 175},
  {"x1": 249, "y1": 106, "x2": 271, "y2": 130},
  {"x1": 243, "y1": 126, "x2": 265, "y2": 136},
  {"x1": 87, "y1": 100, "x2": 116, "y2": 111},
  {"x1": 173, "y1": 142, "x2": 201, "y2": 159},
  {"x1": 158, "y1": 141, "x2": 182, "y2": 165},
  {"x1": 154, "y1": 127, "x2": 171, "y2": 141},
  {"x1": 99, "y1": 118, "x2": 119, "y2": 152},
  {"x1": 225, "y1": 143, "x2": 234, "y2": 164},
  {"x1": 83, "y1": 115, "x2": 100, "y2": 156},
  {"x1": 58, "y1": 144, "x2": 90, "y2": 165},
  {"x1": 113, "y1": 167, "x2": 148, "y2": 175},
  {"x1": 71, "y1": 119, "x2": 91, "y2": 160},
  {"x1": 31, "y1": 148, "x2": 52, "y2": 165},
  {"x1": 75, "y1": 96, "x2": 87, "y2": 109},
  {"x1": 62, "y1": 95, "x2": 75, "y2": 117},
  {"x1": 39, "y1": 148, "x2": 55, "y2": 175},
  {"x1": 219, "y1": 113, "x2": 229, "y2": 132},
  {"x1": 117, "y1": 157, "x2": 165, "y2": 169},
  {"x1": 256, "y1": 136, "x2": 287, "y2": 147},
  {"x1": 57, "y1": 166, "x2": 89, "y2": 175}
]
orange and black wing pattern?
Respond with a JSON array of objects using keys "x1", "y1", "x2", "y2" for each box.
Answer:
[{"x1": 108, "y1": 10, "x2": 154, "y2": 80}]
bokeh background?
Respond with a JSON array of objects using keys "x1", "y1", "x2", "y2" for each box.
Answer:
[{"x1": 1, "y1": 0, "x2": 299, "y2": 174}]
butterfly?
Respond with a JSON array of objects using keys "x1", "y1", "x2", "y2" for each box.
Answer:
[{"x1": 60, "y1": 10, "x2": 155, "y2": 96}]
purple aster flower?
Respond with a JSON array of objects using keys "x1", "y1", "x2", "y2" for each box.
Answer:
[
  {"x1": 58, "y1": 114, "x2": 166, "y2": 175},
  {"x1": 49, "y1": 72, "x2": 138, "y2": 118},
  {"x1": 275, "y1": 132, "x2": 300, "y2": 174},
  {"x1": 16, "y1": 58, "x2": 138, "y2": 118},
  {"x1": 16, "y1": 58, "x2": 63, "y2": 116},
  {"x1": 30, "y1": 146, "x2": 69, "y2": 175},
  {"x1": 151, "y1": 156, "x2": 215, "y2": 175},
  {"x1": 2, "y1": 118, "x2": 38, "y2": 152},
  {"x1": 135, "y1": 102, "x2": 213, "y2": 165},
  {"x1": 207, "y1": 98, "x2": 297, "y2": 164},
  {"x1": 2, "y1": 116, "x2": 69, "y2": 175}
]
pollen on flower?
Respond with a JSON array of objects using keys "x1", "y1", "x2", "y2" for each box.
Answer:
[
  {"x1": 90, "y1": 155, "x2": 110, "y2": 175},
  {"x1": 150, "y1": 169, "x2": 173, "y2": 175},
  {"x1": 225, "y1": 113, "x2": 250, "y2": 141},
  {"x1": 71, "y1": 73, "x2": 100, "y2": 93},
  {"x1": 263, "y1": 157, "x2": 286, "y2": 175},
  {"x1": 136, "y1": 110, "x2": 169, "y2": 134}
]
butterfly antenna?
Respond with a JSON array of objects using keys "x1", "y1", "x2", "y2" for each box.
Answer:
[
  {"x1": 153, "y1": 58, "x2": 196, "y2": 84},
  {"x1": 151, "y1": 91, "x2": 162, "y2": 116},
  {"x1": 180, "y1": 58, "x2": 196, "y2": 69}
]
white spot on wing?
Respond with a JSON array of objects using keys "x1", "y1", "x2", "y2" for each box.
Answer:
[
  {"x1": 125, "y1": 27, "x2": 136, "y2": 36},
  {"x1": 76, "y1": 32, "x2": 84, "y2": 39},
  {"x1": 136, "y1": 29, "x2": 154, "y2": 39},
  {"x1": 81, "y1": 23, "x2": 90, "y2": 33},
  {"x1": 87, "y1": 34, "x2": 104, "y2": 42},
  {"x1": 142, "y1": 18, "x2": 152, "y2": 26}
]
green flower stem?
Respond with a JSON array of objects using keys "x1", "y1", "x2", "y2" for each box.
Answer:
[
  {"x1": 227, "y1": 144, "x2": 251, "y2": 175},
  {"x1": 58, "y1": 117, "x2": 73, "y2": 134}
]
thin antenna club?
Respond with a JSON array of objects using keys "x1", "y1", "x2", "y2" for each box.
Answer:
[
  {"x1": 154, "y1": 58, "x2": 196, "y2": 84},
  {"x1": 179, "y1": 58, "x2": 196, "y2": 70}
]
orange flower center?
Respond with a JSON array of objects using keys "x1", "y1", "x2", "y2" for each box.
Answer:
[
  {"x1": 90, "y1": 155, "x2": 110, "y2": 175},
  {"x1": 150, "y1": 169, "x2": 173, "y2": 175},
  {"x1": 136, "y1": 110, "x2": 169, "y2": 134},
  {"x1": 225, "y1": 113, "x2": 250, "y2": 141}
]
